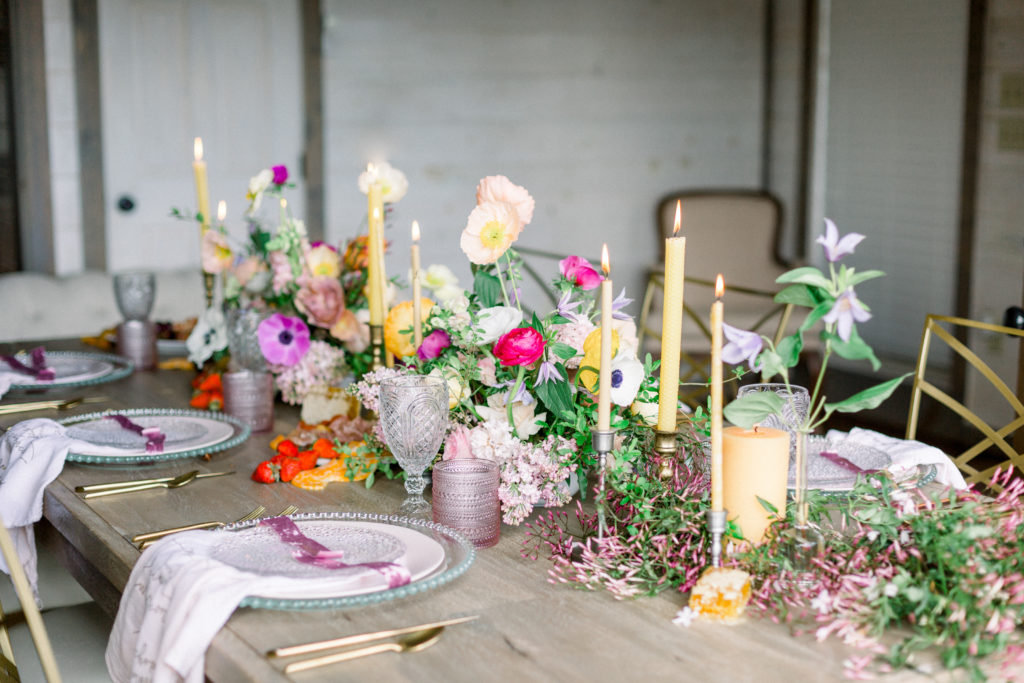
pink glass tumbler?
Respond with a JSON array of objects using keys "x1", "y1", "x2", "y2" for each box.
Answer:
[{"x1": 431, "y1": 459, "x2": 501, "y2": 548}]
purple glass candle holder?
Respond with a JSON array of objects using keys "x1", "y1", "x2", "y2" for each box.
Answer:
[
  {"x1": 116, "y1": 320, "x2": 157, "y2": 371},
  {"x1": 431, "y1": 459, "x2": 501, "y2": 549},
  {"x1": 222, "y1": 370, "x2": 275, "y2": 431}
]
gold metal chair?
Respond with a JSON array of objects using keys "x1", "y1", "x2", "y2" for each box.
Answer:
[
  {"x1": 0, "y1": 514, "x2": 62, "y2": 682},
  {"x1": 637, "y1": 189, "x2": 798, "y2": 407},
  {"x1": 906, "y1": 314, "x2": 1024, "y2": 489}
]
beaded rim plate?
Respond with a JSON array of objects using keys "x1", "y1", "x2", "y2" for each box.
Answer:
[
  {"x1": 5, "y1": 351, "x2": 133, "y2": 390},
  {"x1": 224, "y1": 512, "x2": 476, "y2": 610},
  {"x1": 58, "y1": 408, "x2": 250, "y2": 464},
  {"x1": 789, "y1": 436, "x2": 892, "y2": 491}
]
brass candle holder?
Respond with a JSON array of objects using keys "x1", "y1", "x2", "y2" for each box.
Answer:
[
  {"x1": 203, "y1": 272, "x2": 215, "y2": 308},
  {"x1": 369, "y1": 324, "x2": 385, "y2": 370},
  {"x1": 651, "y1": 429, "x2": 678, "y2": 480},
  {"x1": 592, "y1": 428, "x2": 616, "y2": 540}
]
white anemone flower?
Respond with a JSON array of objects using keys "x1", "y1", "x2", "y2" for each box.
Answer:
[
  {"x1": 609, "y1": 353, "x2": 644, "y2": 406},
  {"x1": 186, "y1": 307, "x2": 228, "y2": 366}
]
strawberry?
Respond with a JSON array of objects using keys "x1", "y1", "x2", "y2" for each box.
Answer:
[
  {"x1": 276, "y1": 439, "x2": 299, "y2": 459},
  {"x1": 279, "y1": 457, "x2": 302, "y2": 483},
  {"x1": 196, "y1": 373, "x2": 222, "y2": 392},
  {"x1": 251, "y1": 460, "x2": 278, "y2": 484},
  {"x1": 296, "y1": 451, "x2": 318, "y2": 470},
  {"x1": 270, "y1": 453, "x2": 288, "y2": 465},
  {"x1": 312, "y1": 438, "x2": 336, "y2": 458}
]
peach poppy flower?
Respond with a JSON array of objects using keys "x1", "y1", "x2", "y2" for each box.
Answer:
[
  {"x1": 460, "y1": 201, "x2": 521, "y2": 265},
  {"x1": 476, "y1": 175, "x2": 535, "y2": 226},
  {"x1": 201, "y1": 230, "x2": 233, "y2": 274}
]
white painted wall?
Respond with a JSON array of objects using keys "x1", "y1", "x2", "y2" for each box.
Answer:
[{"x1": 321, "y1": 0, "x2": 765, "y2": 311}]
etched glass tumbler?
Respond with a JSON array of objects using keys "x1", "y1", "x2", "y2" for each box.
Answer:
[
  {"x1": 379, "y1": 375, "x2": 449, "y2": 516},
  {"x1": 113, "y1": 272, "x2": 156, "y2": 321},
  {"x1": 736, "y1": 383, "x2": 810, "y2": 455}
]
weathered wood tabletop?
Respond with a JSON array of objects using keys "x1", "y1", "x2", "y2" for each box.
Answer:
[{"x1": 3, "y1": 340, "x2": 948, "y2": 682}]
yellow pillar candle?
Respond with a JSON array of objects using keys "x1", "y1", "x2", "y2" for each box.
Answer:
[
  {"x1": 411, "y1": 220, "x2": 423, "y2": 350},
  {"x1": 598, "y1": 244, "x2": 613, "y2": 431},
  {"x1": 367, "y1": 183, "x2": 385, "y2": 326},
  {"x1": 657, "y1": 200, "x2": 686, "y2": 432},
  {"x1": 723, "y1": 425, "x2": 789, "y2": 544},
  {"x1": 710, "y1": 274, "x2": 724, "y2": 511},
  {"x1": 192, "y1": 137, "x2": 211, "y2": 233}
]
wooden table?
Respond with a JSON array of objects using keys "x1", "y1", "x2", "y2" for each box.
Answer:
[{"x1": 4, "y1": 340, "x2": 947, "y2": 682}]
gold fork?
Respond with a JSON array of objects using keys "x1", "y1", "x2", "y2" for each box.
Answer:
[
  {"x1": 273, "y1": 505, "x2": 299, "y2": 517},
  {"x1": 133, "y1": 505, "x2": 267, "y2": 545}
]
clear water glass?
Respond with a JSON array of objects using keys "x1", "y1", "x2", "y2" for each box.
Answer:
[
  {"x1": 225, "y1": 307, "x2": 268, "y2": 372},
  {"x1": 113, "y1": 272, "x2": 156, "y2": 321},
  {"x1": 432, "y1": 459, "x2": 501, "y2": 548},
  {"x1": 378, "y1": 375, "x2": 449, "y2": 516},
  {"x1": 736, "y1": 383, "x2": 810, "y2": 455}
]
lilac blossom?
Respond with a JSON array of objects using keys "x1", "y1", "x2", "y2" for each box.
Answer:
[
  {"x1": 721, "y1": 323, "x2": 763, "y2": 370},
  {"x1": 816, "y1": 218, "x2": 865, "y2": 263},
  {"x1": 611, "y1": 288, "x2": 633, "y2": 321},
  {"x1": 536, "y1": 360, "x2": 564, "y2": 384},
  {"x1": 823, "y1": 287, "x2": 871, "y2": 341}
]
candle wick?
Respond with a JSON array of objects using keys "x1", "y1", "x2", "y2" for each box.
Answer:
[{"x1": 753, "y1": 424, "x2": 760, "y2": 433}]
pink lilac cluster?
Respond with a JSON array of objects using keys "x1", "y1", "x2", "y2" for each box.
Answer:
[
  {"x1": 551, "y1": 320, "x2": 595, "y2": 369},
  {"x1": 269, "y1": 340, "x2": 348, "y2": 404},
  {"x1": 348, "y1": 366, "x2": 407, "y2": 414}
]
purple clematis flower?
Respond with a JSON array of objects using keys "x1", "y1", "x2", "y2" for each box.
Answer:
[
  {"x1": 823, "y1": 287, "x2": 871, "y2": 342},
  {"x1": 536, "y1": 360, "x2": 564, "y2": 384},
  {"x1": 272, "y1": 164, "x2": 288, "y2": 185},
  {"x1": 556, "y1": 291, "x2": 585, "y2": 324},
  {"x1": 611, "y1": 288, "x2": 633, "y2": 321},
  {"x1": 721, "y1": 323, "x2": 763, "y2": 371},
  {"x1": 257, "y1": 313, "x2": 310, "y2": 366},
  {"x1": 816, "y1": 218, "x2": 865, "y2": 263},
  {"x1": 416, "y1": 329, "x2": 451, "y2": 361},
  {"x1": 497, "y1": 379, "x2": 535, "y2": 405}
]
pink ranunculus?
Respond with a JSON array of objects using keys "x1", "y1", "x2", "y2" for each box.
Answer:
[
  {"x1": 272, "y1": 164, "x2": 288, "y2": 185},
  {"x1": 559, "y1": 255, "x2": 603, "y2": 290},
  {"x1": 475, "y1": 175, "x2": 535, "y2": 226},
  {"x1": 442, "y1": 424, "x2": 474, "y2": 460},
  {"x1": 257, "y1": 313, "x2": 310, "y2": 366},
  {"x1": 477, "y1": 355, "x2": 498, "y2": 385},
  {"x1": 493, "y1": 327, "x2": 545, "y2": 367},
  {"x1": 417, "y1": 329, "x2": 451, "y2": 361},
  {"x1": 295, "y1": 275, "x2": 345, "y2": 328}
]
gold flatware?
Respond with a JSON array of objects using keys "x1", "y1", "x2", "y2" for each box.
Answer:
[
  {"x1": 133, "y1": 505, "x2": 267, "y2": 544},
  {"x1": 272, "y1": 505, "x2": 299, "y2": 517},
  {"x1": 283, "y1": 626, "x2": 444, "y2": 674},
  {"x1": 269, "y1": 615, "x2": 478, "y2": 659},
  {"x1": 75, "y1": 470, "x2": 234, "y2": 494},
  {"x1": 83, "y1": 470, "x2": 199, "y2": 499},
  {"x1": 0, "y1": 396, "x2": 106, "y2": 416}
]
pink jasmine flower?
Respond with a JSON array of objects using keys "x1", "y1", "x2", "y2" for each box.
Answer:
[
  {"x1": 817, "y1": 218, "x2": 865, "y2": 263},
  {"x1": 272, "y1": 164, "x2": 288, "y2": 185},
  {"x1": 417, "y1": 329, "x2": 451, "y2": 361},
  {"x1": 257, "y1": 313, "x2": 310, "y2": 366},
  {"x1": 559, "y1": 255, "x2": 604, "y2": 290},
  {"x1": 722, "y1": 323, "x2": 763, "y2": 370},
  {"x1": 672, "y1": 606, "x2": 696, "y2": 627},
  {"x1": 811, "y1": 589, "x2": 834, "y2": 615},
  {"x1": 823, "y1": 287, "x2": 871, "y2": 342}
]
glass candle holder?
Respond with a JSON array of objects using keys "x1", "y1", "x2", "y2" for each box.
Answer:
[
  {"x1": 431, "y1": 459, "x2": 501, "y2": 549},
  {"x1": 116, "y1": 320, "x2": 157, "y2": 370},
  {"x1": 222, "y1": 370, "x2": 275, "y2": 431}
]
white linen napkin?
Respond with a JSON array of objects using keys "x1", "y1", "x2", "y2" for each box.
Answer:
[
  {"x1": 105, "y1": 527, "x2": 407, "y2": 683},
  {"x1": 825, "y1": 427, "x2": 968, "y2": 490},
  {"x1": 0, "y1": 418, "x2": 123, "y2": 597}
]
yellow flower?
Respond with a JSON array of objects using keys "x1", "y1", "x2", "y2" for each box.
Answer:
[
  {"x1": 459, "y1": 200, "x2": 522, "y2": 264},
  {"x1": 306, "y1": 244, "x2": 341, "y2": 278},
  {"x1": 384, "y1": 298, "x2": 434, "y2": 358},
  {"x1": 579, "y1": 327, "x2": 619, "y2": 392},
  {"x1": 429, "y1": 367, "x2": 469, "y2": 409}
]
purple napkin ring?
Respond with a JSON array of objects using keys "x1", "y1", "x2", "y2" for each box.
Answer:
[
  {"x1": 260, "y1": 516, "x2": 411, "y2": 589},
  {"x1": 104, "y1": 414, "x2": 166, "y2": 453},
  {"x1": 1, "y1": 346, "x2": 55, "y2": 381}
]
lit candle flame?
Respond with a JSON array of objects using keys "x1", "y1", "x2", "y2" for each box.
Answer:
[
  {"x1": 216, "y1": 201, "x2": 226, "y2": 222},
  {"x1": 673, "y1": 200, "x2": 682, "y2": 235},
  {"x1": 411, "y1": 220, "x2": 420, "y2": 242},
  {"x1": 193, "y1": 137, "x2": 203, "y2": 162},
  {"x1": 280, "y1": 199, "x2": 287, "y2": 210},
  {"x1": 373, "y1": 207, "x2": 381, "y2": 220},
  {"x1": 601, "y1": 243, "x2": 610, "y2": 276},
  {"x1": 367, "y1": 162, "x2": 376, "y2": 175},
  {"x1": 715, "y1": 274, "x2": 724, "y2": 299}
]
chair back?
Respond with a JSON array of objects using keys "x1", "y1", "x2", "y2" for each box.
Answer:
[
  {"x1": 0, "y1": 515, "x2": 62, "y2": 682},
  {"x1": 906, "y1": 314, "x2": 1024, "y2": 489}
]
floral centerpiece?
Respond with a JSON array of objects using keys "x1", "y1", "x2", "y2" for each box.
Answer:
[{"x1": 351, "y1": 175, "x2": 666, "y2": 525}]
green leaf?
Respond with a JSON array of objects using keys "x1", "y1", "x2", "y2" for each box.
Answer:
[
  {"x1": 845, "y1": 268, "x2": 886, "y2": 288},
  {"x1": 756, "y1": 349, "x2": 787, "y2": 381},
  {"x1": 824, "y1": 373, "x2": 911, "y2": 414},
  {"x1": 473, "y1": 269, "x2": 502, "y2": 308},
  {"x1": 800, "y1": 300, "x2": 834, "y2": 333},
  {"x1": 536, "y1": 376, "x2": 575, "y2": 421},
  {"x1": 723, "y1": 392, "x2": 785, "y2": 428},
  {"x1": 550, "y1": 342, "x2": 578, "y2": 361},
  {"x1": 774, "y1": 284, "x2": 820, "y2": 308},
  {"x1": 776, "y1": 266, "x2": 832, "y2": 290},
  {"x1": 825, "y1": 327, "x2": 881, "y2": 371},
  {"x1": 776, "y1": 333, "x2": 803, "y2": 368}
]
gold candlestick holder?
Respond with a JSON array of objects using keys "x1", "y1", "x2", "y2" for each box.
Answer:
[
  {"x1": 651, "y1": 429, "x2": 678, "y2": 480},
  {"x1": 203, "y1": 272, "x2": 215, "y2": 308},
  {"x1": 369, "y1": 325, "x2": 385, "y2": 371}
]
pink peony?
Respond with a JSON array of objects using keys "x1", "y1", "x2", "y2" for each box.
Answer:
[
  {"x1": 559, "y1": 255, "x2": 603, "y2": 290},
  {"x1": 476, "y1": 175, "x2": 535, "y2": 226},
  {"x1": 272, "y1": 164, "x2": 288, "y2": 185},
  {"x1": 493, "y1": 327, "x2": 545, "y2": 367},
  {"x1": 257, "y1": 313, "x2": 310, "y2": 366},
  {"x1": 295, "y1": 275, "x2": 345, "y2": 328},
  {"x1": 417, "y1": 329, "x2": 451, "y2": 361},
  {"x1": 442, "y1": 424, "x2": 474, "y2": 460}
]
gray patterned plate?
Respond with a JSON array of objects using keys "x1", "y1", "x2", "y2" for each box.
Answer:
[
  {"x1": 6, "y1": 351, "x2": 133, "y2": 390},
  {"x1": 790, "y1": 436, "x2": 892, "y2": 491}
]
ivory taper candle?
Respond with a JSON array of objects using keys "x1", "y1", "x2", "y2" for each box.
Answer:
[
  {"x1": 411, "y1": 220, "x2": 423, "y2": 349},
  {"x1": 598, "y1": 244, "x2": 613, "y2": 432},
  {"x1": 710, "y1": 274, "x2": 724, "y2": 512}
]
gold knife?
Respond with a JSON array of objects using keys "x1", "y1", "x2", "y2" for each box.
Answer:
[
  {"x1": 75, "y1": 470, "x2": 235, "y2": 493},
  {"x1": 268, "y1": 615, "x2": 479, "y2": 658},
  {"x1": 0, "y1": 396, "x2": 106, "y2": 415}
]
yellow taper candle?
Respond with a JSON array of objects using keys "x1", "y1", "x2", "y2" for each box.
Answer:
[
  {"x1": 411, "y1": 220, "x2": 423, "y2": 350},
  {"x1": 710, "y1": 274, "x2": 724, "y2": 511},
  {"x1": 192, "y1": 137, "x2": 211, "y2": 233},
  {"x1": 657, "y1": 200, "x2": 686, "y2": 431},
  {"x1": 598, "y1": 244, "x2": 613, "y2": 431},
  {"x1": 367, "y1": 178, "x2": 385, "y2": 326},
  {"x1": 723, "y1": 425, "x2": 789, "y2": 544}
]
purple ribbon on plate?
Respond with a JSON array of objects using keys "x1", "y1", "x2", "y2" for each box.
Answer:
[
  {"x1": 259, "y1": 516, "x2": 411, "y2": 589},
  {"x1": 104, "y1": 414, "x2": 166, "y2": 453},
  {"x1": 819, "y1": 450, "x2": 880, "y2": 475},
  {"x1": 1, "y1": 346, "x2": 55, "y2": 381}
]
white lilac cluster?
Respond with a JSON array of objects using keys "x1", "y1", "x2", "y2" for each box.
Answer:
[
  {"x1": 270, "y1": 340, "x2": 348, "y2": 405},
  {"x1": 348, "y1": 366, "x2": 407, "y2": 414}
]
